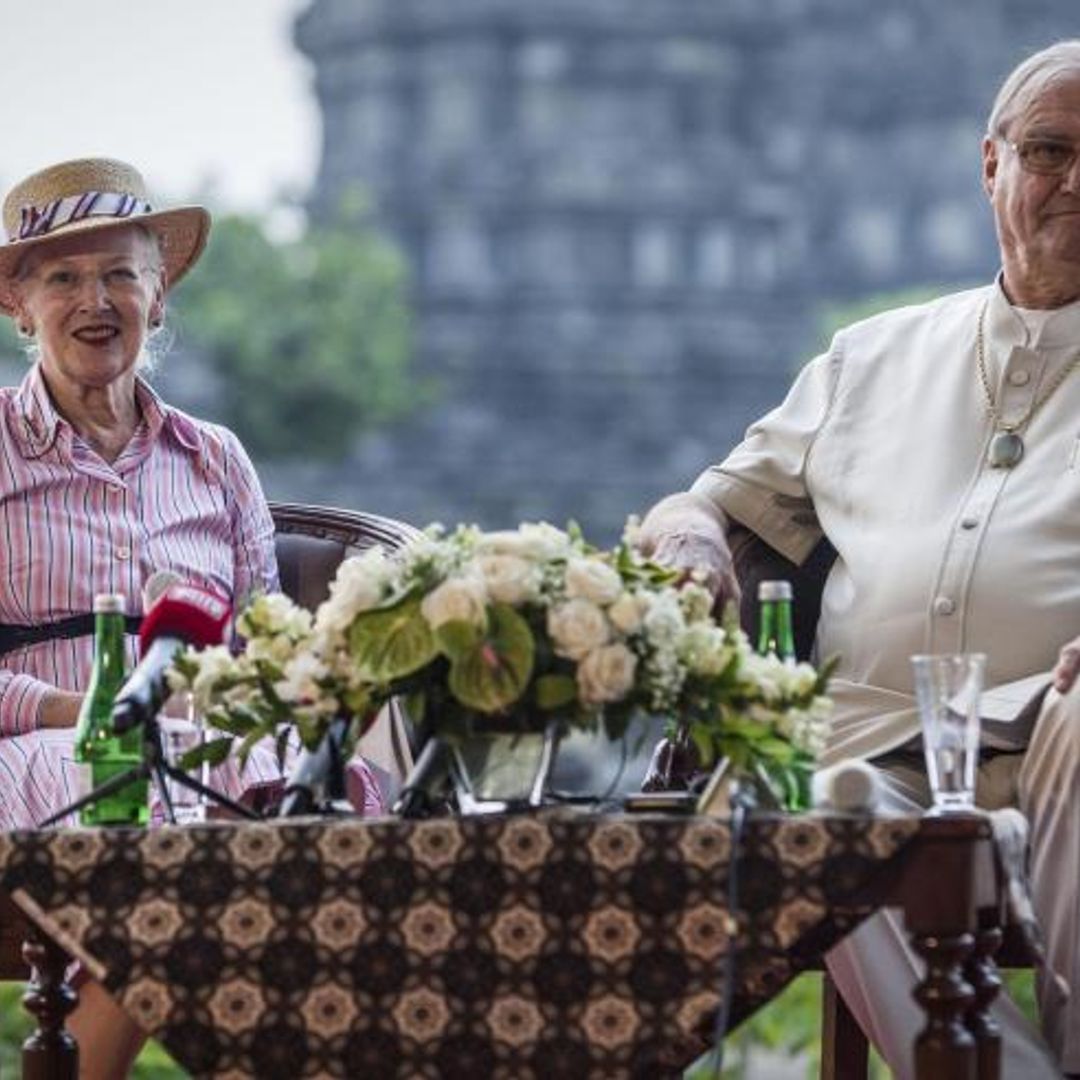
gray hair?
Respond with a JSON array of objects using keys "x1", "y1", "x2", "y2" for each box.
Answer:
[{"x1": 987, "y1": 40, "x2": 1080, "y2": 138}]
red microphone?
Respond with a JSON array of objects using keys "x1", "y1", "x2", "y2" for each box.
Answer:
[{"x1": 111, "y1": 583, "x2": 231, "y2": 734}]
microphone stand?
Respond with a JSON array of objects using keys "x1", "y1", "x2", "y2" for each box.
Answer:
[
  {"x1": 392, "y1": 736, "x2": 453, "y2": 819},
  {"x1": 39, "y1": 712, "x2": 260, "y2": 828},
  {"x1": 278, "y1": 714, "x2": 354, "y2": 818}
]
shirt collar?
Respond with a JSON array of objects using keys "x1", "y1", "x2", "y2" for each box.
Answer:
[
  {"x1": 7, "y1": 363, "x2": 203, "y2": 461},
  {"x1": 986, "y1": 272, "x2": 1080, "y2": 350}
]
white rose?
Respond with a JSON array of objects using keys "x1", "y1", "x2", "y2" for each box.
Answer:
[
  {"x1": 564, "y1": 557, "x2": 623, "y2": 606},
  {"x1": 420, "y1": 575, "x2": 489, "y2": 630},
  {"x1": 547, "y1": 598, "x2": 611, "y2": 660},
  {"x1": 577, "y1": 643, "x2": 638, "y2": 704},
  {"x1": 608, "y1": 591, "x2": 648, "y2": 634},
  {"x1": 475, "y1": 554, "x2": 539, "y2": 605},
  {"x1": 478, "y1": 522, "x2": 571, "y2": 561},
  {"x1": 316, "y1": 547, "x2": 392, "y2": 635}
]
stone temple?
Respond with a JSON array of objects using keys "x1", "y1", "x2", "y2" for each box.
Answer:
[{"x1": 292, "y1": 0, "x2": 1077, "y2": 539}]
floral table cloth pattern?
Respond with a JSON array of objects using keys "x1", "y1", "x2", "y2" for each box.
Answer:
[{"x1": 0, "y1": 811, "x2": 920, "y2": 1079}]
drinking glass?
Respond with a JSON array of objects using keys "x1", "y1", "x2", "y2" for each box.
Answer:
[
  {"x1": 158, "y1": 692, "x2": 208, "y2": 823},
  {"x1": 911, "y1": 652, "x2": 985, "y2": 813}
]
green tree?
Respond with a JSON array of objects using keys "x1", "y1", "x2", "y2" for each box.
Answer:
[{"x1": 170, "y1": 208, "x2": 418, "y2": 460}]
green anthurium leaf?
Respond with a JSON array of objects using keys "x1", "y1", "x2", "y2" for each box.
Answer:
[
  {"x1": 348, "y1": 596, "x2": 438, "y2": 682},
  {"x1": 535, "y1": 674, "x2": 578, "y2": 710},
  {"x1": 448, "y1": 603, "x2": 535, "y2": 713},
  {"x1": 435, "y1": 618, "x2": 484, "y2": 659}
]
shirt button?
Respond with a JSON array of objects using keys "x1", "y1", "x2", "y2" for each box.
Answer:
[
  {"x1": 1009, "y1": 370, "x2": 1031, "y2": 386},
  {"x1": 116, "y1": 547, "x2": 131, "y2": 561},
  {"x1": 960, "y1": 516, "x2": 979, "y2": 530},
  {"x1": 933, "y1": 596, "x2": 956, "y2": 616}
]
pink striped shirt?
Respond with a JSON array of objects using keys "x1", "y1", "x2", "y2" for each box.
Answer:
[
  {"x1": 0, "y1": 363, "x2": 278, "y2": 734},
  {"x1": 0, "y1": 364, "x2": 382, "y2": 826}
]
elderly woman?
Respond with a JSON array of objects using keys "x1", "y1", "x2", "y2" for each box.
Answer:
[
  {"x1": 0, "y1": 158, "x2": 378, "y2": 1075},
  {"x1": 0, "y1": 157, "x2": 289, "y2": 821}
]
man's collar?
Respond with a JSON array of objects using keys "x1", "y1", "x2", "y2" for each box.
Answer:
[{"x1": 987, "y1": 272, "x2": 1080, "y2": 350}]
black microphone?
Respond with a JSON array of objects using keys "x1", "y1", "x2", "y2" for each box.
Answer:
[
  {"x1": 279, "y1": 715, "x2": 352, "y2": 817},
  {"x1": 111, "y1": 584, "x2": 231, "y2": 735}
]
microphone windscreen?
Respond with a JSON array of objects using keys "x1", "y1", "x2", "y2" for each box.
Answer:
[
  {"x1": 139, "y1": 584, "x2": 231, "y2": 652},
  {"x1": 142, "y1": 569, "x2": 183, "y2": 611},
  {"x1": 811, "y1": 760, "x2": 881, "y2": 813}
]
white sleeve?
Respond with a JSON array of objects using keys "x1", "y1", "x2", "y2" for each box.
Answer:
[{"x1": 691, "y1": 342, "x2": 842, "y2": 564}]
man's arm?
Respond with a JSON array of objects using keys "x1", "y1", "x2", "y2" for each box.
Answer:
[{"x1": 637, "y1": 491, "x2": 740, "y2": 605}]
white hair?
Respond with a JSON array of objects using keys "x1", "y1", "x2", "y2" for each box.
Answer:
[{"x1": 987, "y1": 40, "x2": 1080, "y2": 138}]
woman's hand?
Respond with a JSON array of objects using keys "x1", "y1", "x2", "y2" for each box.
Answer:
[{"x1": 37, "y1": 690, "x2": 84, "y2": 729}]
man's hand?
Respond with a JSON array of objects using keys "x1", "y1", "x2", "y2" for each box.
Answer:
[
  {"x1": 1053, "y1": 637, "x2": 1080, "y2": 694},
  {"x1": 637, "y1": 492, "x2": 740, "y2": 607}
]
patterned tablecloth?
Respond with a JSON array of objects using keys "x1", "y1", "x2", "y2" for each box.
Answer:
[{"x1": 0, "y1": 811, "x2": 921, "y2": 1079}]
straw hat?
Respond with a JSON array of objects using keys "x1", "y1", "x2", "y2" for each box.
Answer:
[{"x1": 0, "y1": 157, "x2": 210, "y2": 315}]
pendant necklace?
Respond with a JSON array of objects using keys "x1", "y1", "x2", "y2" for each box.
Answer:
[{"x1": 975, "y1": 299, "x2": 1080, "y2": 469}]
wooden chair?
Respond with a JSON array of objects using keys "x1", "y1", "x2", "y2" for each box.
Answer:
[
  {"x1": 731, "y1": 526, "x2": 1033, "y2": 1079},
  {"x1": 0, "y1": 500, "x2": 420, "y2": 983}
]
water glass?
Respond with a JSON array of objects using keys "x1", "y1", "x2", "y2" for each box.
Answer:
[
  {"x1": 911, "y1": 653, "x2": 985, "y2": 813},
  {"x1": 158, "y1": 694, "x2": 208, "y2": 823}
]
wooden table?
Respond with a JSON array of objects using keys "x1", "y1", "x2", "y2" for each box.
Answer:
[{"x1": 0, "y1": 810, "x2": 1010, "y2": 1079}]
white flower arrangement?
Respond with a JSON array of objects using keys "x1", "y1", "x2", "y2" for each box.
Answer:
[{"x1": 170, "y1": 520, "x2": 834, "y2": 807}]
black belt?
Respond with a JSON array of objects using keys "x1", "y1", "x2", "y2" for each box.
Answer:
[{"x1": 0, "y1": 614, "x2": 143, "y2": 658}]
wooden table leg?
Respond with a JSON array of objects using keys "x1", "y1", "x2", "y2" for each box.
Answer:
[
  {"x1": 897, "y1": 817, "x2": 994, "y2": 1080},
  {"x1": 21, "y1": 926, "x2": 78, "y2": 1080},
  {"x1": 964, "y1": 917, "x2": 1003, "y2": 1080},
  {"x1": 911, "y1": 930, "x2": 976, "y2": 1079}
]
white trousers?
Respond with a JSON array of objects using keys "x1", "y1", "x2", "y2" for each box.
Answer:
[{"x1": 826, "y1": 684, "x2": 1080, "y2": 1078}]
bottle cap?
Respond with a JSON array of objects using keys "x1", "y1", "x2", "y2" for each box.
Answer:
[
  {"x1": 92, "y1": 593, "x2": 126, "y2": 614},
  {"x1": 757, "y1": 580, "x2": 793, "y2": 602}
]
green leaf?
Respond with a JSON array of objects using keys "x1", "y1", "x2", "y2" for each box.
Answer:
[
  {"x1": 755, "y1": 737, "x2": 796, "y2": 764},
  {"x1": 348, "y1": 596, "x2": 438, "y2": 681},
  {"x1": 178, "y1": 736, "x2": 234, "y2": 771},
  {"x1": 447, "y1": 603, "x2": 535, "y2": 713},
  {"x1": 535, "y1": 674, "x2": 578, "y2": 710},
  {"x1": 689, "y1": 723, "x2": 716, "y2": 766},
  {"x1": 435, "y1": 618, "x2": 484, "y2": 659}
]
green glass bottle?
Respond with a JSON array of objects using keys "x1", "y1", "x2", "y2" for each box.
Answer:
[
  {"x1": 757, "y1": 580, "x2": 811, "y2": 809},
  {"x1": 756, "y1": 580, "x2": 796, "y2": 662},
  {"x1": 73, "y1": 594, "x2": 149, "y2": 826}
]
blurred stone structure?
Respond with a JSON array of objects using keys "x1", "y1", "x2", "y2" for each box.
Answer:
[{"x1": 292, "y1": 0, "x2": 1075, "y2": 538}]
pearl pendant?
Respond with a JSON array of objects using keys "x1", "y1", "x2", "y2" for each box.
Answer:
[{"x1": 988, "y1": 431, "x2": 1024, "y2": 469}]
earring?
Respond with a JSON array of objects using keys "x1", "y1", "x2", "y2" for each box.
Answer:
[{"x1": 16, "y1": 322, "x2": 33, "y2": 338}]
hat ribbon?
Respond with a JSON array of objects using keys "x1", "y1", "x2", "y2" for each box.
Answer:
[{"x1": 15, "y1": 191, "x2": 152, "y2": 242}]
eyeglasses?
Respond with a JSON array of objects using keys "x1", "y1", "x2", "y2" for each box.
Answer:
[{"x1": 1005, "y1": 136, "x2": 1080, "y2": 177}]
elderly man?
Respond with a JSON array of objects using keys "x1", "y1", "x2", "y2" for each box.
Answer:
[{"x1": 640, "y1": 39, "x2": 1080, "y2": 1079}]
